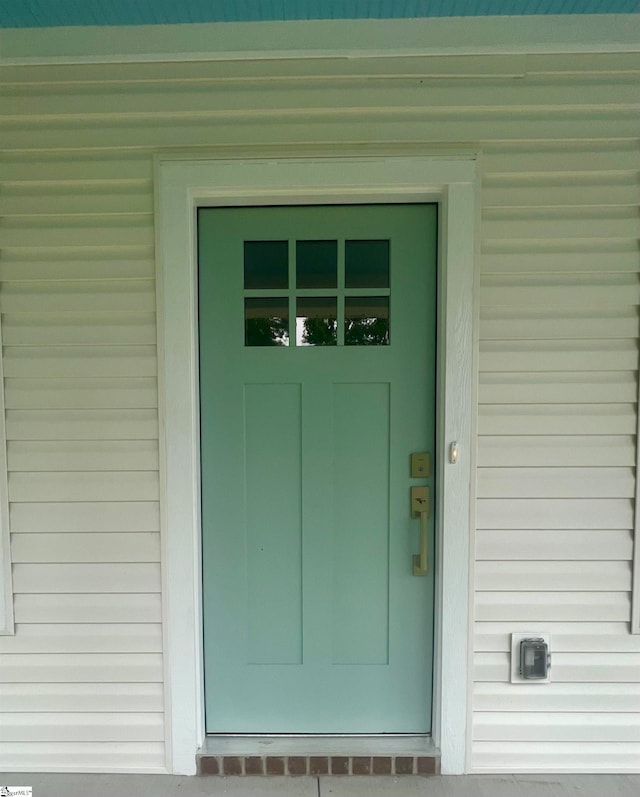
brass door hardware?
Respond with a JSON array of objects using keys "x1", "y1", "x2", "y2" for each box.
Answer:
[
  {"x1": 410, "y1": 452, "x2": 431, "y2": 478},
  {"x1": 411, "y1": 486, "x2": 429, "y2": 576}
]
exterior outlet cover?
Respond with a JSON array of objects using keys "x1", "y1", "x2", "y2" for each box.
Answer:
[{"x1": 510, "y1": 632, "x2": 551, "y2": 684}]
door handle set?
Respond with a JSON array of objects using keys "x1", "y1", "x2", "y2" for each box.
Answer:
[{"x1": 411, "y1": 485, "x2": 430, "y2": 576}]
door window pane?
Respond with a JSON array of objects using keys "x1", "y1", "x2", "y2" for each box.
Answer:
[
  {"x1": 345, "y1": 297, "x2": 389, "y2": 346},
  {"x1": 245, "y1": 298, "x2": 289, "y2": 346},
  {"x1": 345, "y1": 240, "x2": 389, "y2": 288},
  {"x1": 244, "y1": 241, "x2": 288, "y2": 289},
  {"x1": 296, "y1": 240, "x2": 337, "y2": 288},
  {"x1": 296, "y1": 297, "x2": 337, "y2": 346}
]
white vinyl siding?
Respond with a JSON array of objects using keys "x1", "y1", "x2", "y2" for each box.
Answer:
[
  {"x1": 0, "y1": 130, "x2": 162, "y2": 770},
  {"x1": 0, "y1": 296, "x2": 12, "y2": 635},
  {"x1": 0, "y1": 45, "x2": 638, "y2": 773},
  {"x1": 476, "y1": 124, "x2": 640, "y2": 768}
]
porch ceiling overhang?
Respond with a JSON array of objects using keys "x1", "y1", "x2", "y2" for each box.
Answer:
[{"x1": 1, "y1": 0, "x2": 637, "y2": 28}]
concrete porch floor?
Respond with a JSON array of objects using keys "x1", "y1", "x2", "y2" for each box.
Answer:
[{"x1": 2, "y1": 773, "x2": 639, "y2": 796}]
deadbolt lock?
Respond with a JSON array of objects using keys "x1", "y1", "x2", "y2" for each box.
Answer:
[{"x1": 410, "y1": 452, "x2": 431, "y2": 478}]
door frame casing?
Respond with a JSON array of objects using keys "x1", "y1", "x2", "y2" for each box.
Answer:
[{"x1": 156, "y1": 153, "x2": 477, "y2": 775}]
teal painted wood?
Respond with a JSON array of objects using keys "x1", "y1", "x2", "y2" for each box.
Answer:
[{"x1": 199, "y1": 204, "x2": 437, "y2": 733}]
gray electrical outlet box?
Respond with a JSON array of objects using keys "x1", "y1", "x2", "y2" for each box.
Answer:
[
  {"x1": 510, "y1": 632, "x2": 551, "y2": 683},
  {"x1": 520, "y1": 638, "x2": 551, "y2": 680}
]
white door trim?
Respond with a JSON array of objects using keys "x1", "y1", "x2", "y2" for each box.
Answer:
[{"x1": 155, "y1": 153, "x2": 477, "y2": 775}]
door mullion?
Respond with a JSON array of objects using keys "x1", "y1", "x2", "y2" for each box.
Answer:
[
  {"x1": 301, "y1": 379, "x2": 333, "y2": 666},
  {"x1": 289, "y1": 238, "x2": 296, "y2": 346},
  {"x1": 337, "y1": 237, "x2": 345, "y2": 346}
]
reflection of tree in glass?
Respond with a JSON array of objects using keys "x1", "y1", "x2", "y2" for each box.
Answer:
[
  {"x1": 345, "y1": 317, "x2": 389, "y2": 345},
  {"x1": 301, "y1": 317, "x2": 388, "y2": 346},
  {"x1": 245, "y1": 316, "x2": 289, "y2": 346},
  {"x1": 302, "y1": 317, "x2": 337, "y2": 346}
]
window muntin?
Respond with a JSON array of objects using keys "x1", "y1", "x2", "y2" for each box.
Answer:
[{"x1": 244, "y1": 238, "x2": 390, "y2": 347}]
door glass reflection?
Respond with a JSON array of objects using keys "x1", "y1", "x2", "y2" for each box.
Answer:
[
  {"x1": 345, "y1": 240, "x2": 389, "y2": 288},
  {"x1": 296, "y1": 297, "x2": 337, "y2": 346},
  {"x1": 345, "y1": 297, "x2": 389, "y2": 346},
  {"x1": 245, "y1": 297, "x2": 289, "y2": 346},
  {"x1": 296, "y1": 240, "x2": 337, "y2": 288},
  {"x1": 244, "y1": 241, "x2": 289, "y2": 289}
]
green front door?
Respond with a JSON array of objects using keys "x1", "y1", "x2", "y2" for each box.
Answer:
[{"x1": 198, "y1": 204, "x2": 437, "y2": 733}]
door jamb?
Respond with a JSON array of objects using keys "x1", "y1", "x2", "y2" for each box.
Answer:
[{"x1": 155, "y1": 153, "x2": 477, "y2": 775}]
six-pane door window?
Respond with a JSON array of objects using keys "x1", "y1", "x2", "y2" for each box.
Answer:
[{"x1": 244, "y1": 239, "x2": 390, "y2": 347}]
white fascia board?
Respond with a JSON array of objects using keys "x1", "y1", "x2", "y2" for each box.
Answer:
[{"x1": 1, "y1": 14, "x2": 639, "y2": 65}]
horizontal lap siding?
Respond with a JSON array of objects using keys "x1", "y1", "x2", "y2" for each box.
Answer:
[
  {"x1": 475, "y1": 53, "x2": 640, "y2": 772},
  {"x1": 0, "y1": 49, "x2": 638, "y2": 774},
  {"x1": 0, "y1": 85, "x2": 162, "y2": 771}
]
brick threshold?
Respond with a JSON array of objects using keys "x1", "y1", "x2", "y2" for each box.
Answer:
[{"x1": 197, "y1": 735, "x2": 440, "y2": 776}]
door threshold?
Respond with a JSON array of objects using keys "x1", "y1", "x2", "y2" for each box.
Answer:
[{"x1": 197, "y1": 734, "x2": 440, "y2": 776}]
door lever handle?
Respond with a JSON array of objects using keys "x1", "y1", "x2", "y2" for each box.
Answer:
[{"x1": 411, "y1": 486, "x2": 429, "y2": 576}]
